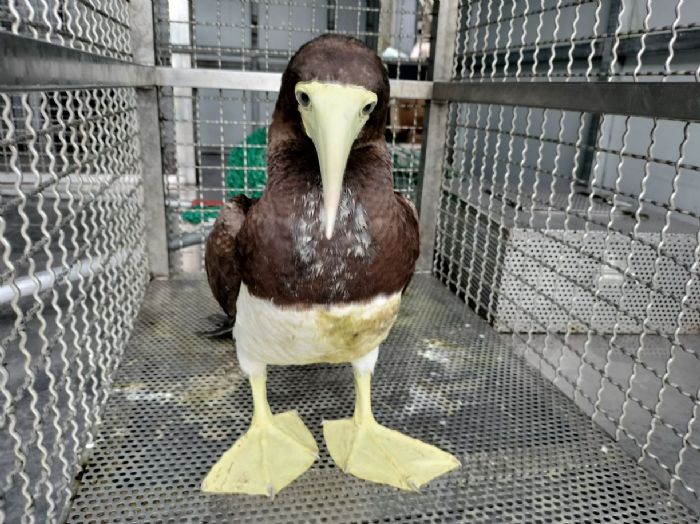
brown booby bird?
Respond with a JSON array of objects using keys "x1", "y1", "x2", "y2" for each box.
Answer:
[{"x1": 202, "y1": 34, "x2": 459, "y2": 496}]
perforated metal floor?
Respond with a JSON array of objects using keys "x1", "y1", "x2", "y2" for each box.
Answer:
[{"x1": 66, "y1": 275, "x2": 696, "y2": 523}]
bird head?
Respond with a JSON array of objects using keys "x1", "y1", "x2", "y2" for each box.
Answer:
[{"x1": 276, "y1": 35, "x2": 390, "y2": 240}]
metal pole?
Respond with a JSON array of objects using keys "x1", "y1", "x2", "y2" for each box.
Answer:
[
  {"x1": 0, "y1": 251, "x2": 131, "y2": 305},
  {"x1": 131, "y1": 0, "x2": 170, "y2": 278},
  {"x1": 378, "y1": 0, "x2": 395, "y2": 55},
  {"x1": 0, "y1": 32, "x2": 154, "y2": 90},
  {"x1": 430, "y1": 81, "x2": 700, "y2": 122},
  {"x1": 577, "y1": 0, "x2": 623, "y2": 183},
  {"x1": 415, "y1": 0, "x2": 458, "y2": 271}
]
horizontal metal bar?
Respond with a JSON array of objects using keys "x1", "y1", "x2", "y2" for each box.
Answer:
[
  {"x1": 156, "y1": 67, "x2": 433, "y2": 99},
  {"x1": 156, "y1": 67, "x2": 282, "y2": 91},
  {"x1": 0, "y1": 32, "x2": 154, "y2": 91},
  {"x1": 432, "y1": 81, "x2": 700, "y2": 121},
  {"x1": 1, "y1": 33, "x2": 432, "y2": 99},
  {"x1": 0, "y1": 250, "x2": 129, "y2": 305},
  {"x1": 168, "y1": 229, "x2": 212, "y2": 251},
  {"x1": 391, "y1": 79, "x2": 432, "y2": 100}
]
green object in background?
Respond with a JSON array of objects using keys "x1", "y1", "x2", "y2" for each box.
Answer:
[
  {"x1": 180, "y1": 205, "x2": 222, "y2": 224},
  {"x1": 181, "y1": 127, "x2": 268, "y2": 224},
  {"x1": 225, "y1": 126, "x2": 268, "y2": 199}
]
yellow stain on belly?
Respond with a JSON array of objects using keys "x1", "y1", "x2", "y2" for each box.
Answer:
[{"x1": 314, "y1": 294, "x2": 401, "y2": 363}]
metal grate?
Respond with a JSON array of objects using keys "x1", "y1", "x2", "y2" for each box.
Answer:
[
  {"x1": 452, "y1": 0, "x2": 700, "y2": 81},
  {"x1": 0, "y1": 0, "x2": 133, "y2": 61},
  {"x1": 0, "y1": 87, "x2": 148, "y2": 522},
  {"x1": 65, "y1": 274, "x2": 696, "y2": 523}
]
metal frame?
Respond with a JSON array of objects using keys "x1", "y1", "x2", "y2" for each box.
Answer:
[
  {"x1": 432, "y1": 81, "x2": 700, "y2": 122},
  {"x1": 131, "y1": 0, "x2": 171, "y2": 278},
  {"x1": 1, "y1": 33, "x2": 433, "y2": 99},
  {"x1": 4, "y1": 0, "x2": 700, "y2": 519},
  {"x1": 13, "y1": 30, "x2": 698, "y2": 123},
  {"x1": 156, "y1": 67, "x2": 433, "y2": 98},
  {"x1": 0, "y1": 32, "x2": 154, "y2": 91},
  {"x1": 415, "y1": 0, "x2": 459, "y2": 271}
]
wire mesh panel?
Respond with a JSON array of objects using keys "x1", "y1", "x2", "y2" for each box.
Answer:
[
  {"x1": 162, "y1": 87, "x2": 275, "y2": 272},
  {"x1": 0, "y1": 87, "x2": 148, "y2": 522},
  {"x1": 0, "y1": 0, "x2": 133, "y2": 61},
  {"x1": 435, "y1": 103, "x2": 700, "y2": 514},
  {"x1": 153, "y1": 0, "x2": 432, "y2": 76},
  {"x1": 452, "y1": 0, "x2": 700, "y2": 81},
  {"x1": 157, "y1": 0, "x2": 430, "y2": 274},
  {"x1": 435, "y1": 0, "x2": 700, "y2": 514}
]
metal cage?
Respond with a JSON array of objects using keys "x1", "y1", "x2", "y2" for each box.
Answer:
[{"x1": 2, "y1": 0, "x2": 700, "y2": 522}]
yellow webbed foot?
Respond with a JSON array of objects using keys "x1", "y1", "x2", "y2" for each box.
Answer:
[
  {"x1": 202, "y1": 410, "x2": 318, "y2": 496},
  {"x1": 323, "y1": 372, "x2": 460, "y2": 490},
  {"x1": 323, "y1": 418, "x2": 459, "y2": 490},
  {"x1": 202, "y1": 376, "x2": 318, "y2": 496}
]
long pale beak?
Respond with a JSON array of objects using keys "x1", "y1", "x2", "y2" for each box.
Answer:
[{"x1": 295, "y1": 81, "x2": 377, "y2": 239}]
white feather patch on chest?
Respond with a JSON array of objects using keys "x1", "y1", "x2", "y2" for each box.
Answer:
[
  {"x1": 289, "y1": 188, "x2": 373, "y2": 300},
  {"x1": 234, "y1": 284, "x2": 401, "y2": 367}
]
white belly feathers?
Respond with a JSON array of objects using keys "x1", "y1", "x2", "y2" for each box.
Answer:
[{"x1": 234, "y1": 284, "x2": 401, "y2": 372}]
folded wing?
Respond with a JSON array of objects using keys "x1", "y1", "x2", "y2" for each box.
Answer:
[{"x1": 205, "y1": 195, "x2": 257, "y2": 324}]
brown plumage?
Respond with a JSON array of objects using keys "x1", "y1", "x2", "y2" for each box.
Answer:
[
  {"x1": 204, "y1": 34, "x2": 419, "y2": 328},
  {"x1": 205, "y1": 195, "x2": 256, "y2": 320}
]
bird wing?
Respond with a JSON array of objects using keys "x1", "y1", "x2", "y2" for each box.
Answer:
[
  {"x1": 393, "y1": 190, "x2": 420, "y2": 293},
  {"x1": 205, "y1": 195, "x2": 257, "y2": 322},
  {"x1": 394, "y1": 190, "x2": 418, "y2": 224}
]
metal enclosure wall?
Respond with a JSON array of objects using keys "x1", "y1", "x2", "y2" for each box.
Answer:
[
  {"x1": 0, "y1": 2, "x2": 149, "y2": 522},
  {"x1": 3, "y1": 0, "x2": 700, "y2": 521},
  {"x1": 432, "y1": 0, "x2": 700, "y2": 513}
]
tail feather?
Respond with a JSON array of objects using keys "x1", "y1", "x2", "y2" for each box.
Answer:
[{"x1": 196, "y1": 313, "x2": 234, "y2": 339}]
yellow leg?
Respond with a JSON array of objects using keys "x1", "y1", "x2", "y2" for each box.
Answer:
[
  {"x1": 202, "y1": 375, "x2": 318, "y2": 496},
  {"x1": 323, "y1": 371, "x2": 460, "y2": 491}
]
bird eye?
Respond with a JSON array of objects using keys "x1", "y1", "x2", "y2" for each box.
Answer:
[
  {"x1": 296, "y1": 91, "x2": 311, "y2": 108},
  {"x1": 361, "y1": 102, "x2": 376, "y2": 115}
]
